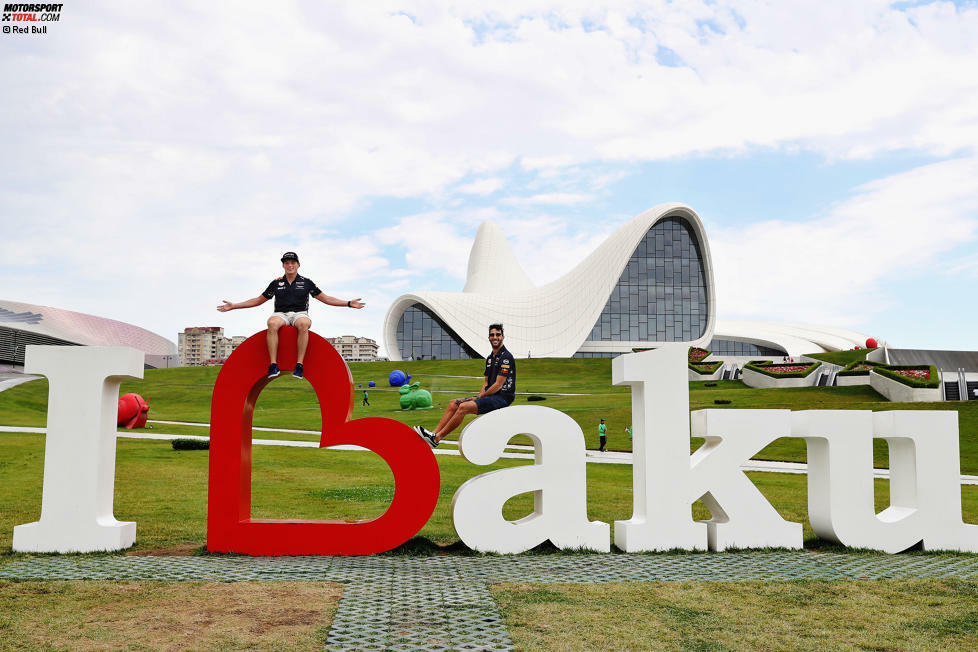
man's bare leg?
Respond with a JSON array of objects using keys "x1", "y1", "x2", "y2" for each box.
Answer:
[
  {"x1": 434, "y1": 400, "x2": 478, "y2": 442},
  {"x1": 434, "y1": 401, "x2": 461, "y2": 433},
  {"x1": 295, "y1": 317, "x2": 312, "y2": 364},
  {"x1": 266, "y1": 316, "x2": 286, "y2": 363}
]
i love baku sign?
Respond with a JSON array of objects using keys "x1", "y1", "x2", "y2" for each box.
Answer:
[{"x1": 12, "y1": 329, "x2": 978, "y2": 555}]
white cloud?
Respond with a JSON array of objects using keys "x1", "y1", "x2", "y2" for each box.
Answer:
[
  {"x1": 709, "y1": 157, "x2": 978, "y2": 324},
  {"x1": 375, "y1": 212, "x2": 477, "y2": 281},
  {"x1": 944, "y1": 254, "x2": 978, "y2": 278},
  {"x1": 2, "y1": 1, "x2": 978, "y2": 350},
  {"x1": 456, "y1": 177, "x2": 505, "y2": 195},
  {"x1": 501, "y1": 193, "x2": 596, "y2": 206}
]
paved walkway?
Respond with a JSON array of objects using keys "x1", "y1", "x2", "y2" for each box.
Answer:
[
  {"x1": 0, "y1": 372, "x2": 39, "y2": 392},
  {"x1": 2, "y1": 552, "x2": 977, "y2": 651}
]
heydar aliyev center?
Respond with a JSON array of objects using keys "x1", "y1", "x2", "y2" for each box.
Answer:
[{"x1": 383, "y1": 203, "x2": 870, "y2": 361}]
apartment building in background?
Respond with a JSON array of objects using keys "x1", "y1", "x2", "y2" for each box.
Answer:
[
  {"x1": 326, "y1": 335, "x2": 379, "y2": 362},
  {"x1": 178, "y1": 327, "x2": 245, "y2": 366}
]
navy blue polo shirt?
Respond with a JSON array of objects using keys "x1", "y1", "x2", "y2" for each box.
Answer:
[
  {"x1": 484, "y1": 345, "x2": 516, "y2": 402},
  {"x1": 262, "y1": 274, "x2": 322, "y2": 312}
]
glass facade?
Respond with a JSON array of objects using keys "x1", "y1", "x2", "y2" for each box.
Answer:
[
  {"x1": 706, "y1": 338, "x2": 785, "y2": 357},
  {"x1": 0, "y1": 326, "x2": 78, "y2": 366},
  {"x1": 396, "y1": 303, "x2": 480, "y2": 360},
  {"x1": 584, "y1": 217, "x2": 708, "y2": 345}
]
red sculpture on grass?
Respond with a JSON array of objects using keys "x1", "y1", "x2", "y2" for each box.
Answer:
[
  {"x1": 117, "y1": 393, "x2": 149, "y2": 429},
  {"x1": 207, "y1": 326, "x2": 440, "y2": 555}
]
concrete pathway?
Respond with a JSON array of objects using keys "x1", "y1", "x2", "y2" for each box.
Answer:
[
  {"x1": 0, "y1": 372, "x2": 40, "y2": 392},
  {"x1": 2, "y1": 552, "x2": 977, "y2": 651}
]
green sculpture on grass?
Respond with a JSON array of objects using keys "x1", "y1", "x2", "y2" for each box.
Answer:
[{"x1": 398, "y1": 382, "x2": 433, "y2": 410}]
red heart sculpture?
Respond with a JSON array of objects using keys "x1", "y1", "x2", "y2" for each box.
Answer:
[{"x1": 207, "y1": 326, "x2": 440, "y2": 555}]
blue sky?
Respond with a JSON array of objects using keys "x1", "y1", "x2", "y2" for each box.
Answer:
[{"x1": 1, "y1": 1, "x2": 977, "y2": 355}]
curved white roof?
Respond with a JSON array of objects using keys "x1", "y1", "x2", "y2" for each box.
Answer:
[
  {"x1": 0, "y1": 299, "x2": 175, "y2": 355},
  {"x1": 712, "y1": 320, "x2": 872, "y2": 357},
  {"x1": 384, "y1": 203, "x2": 717, "y2": 360}
]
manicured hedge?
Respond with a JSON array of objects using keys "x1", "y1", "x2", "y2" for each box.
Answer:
[
  {"x1": 837, "y1": 360, "x2": 888, "y2": 377},
  {"x1": 688, "y1": 361, "x2": 722, "y2": 375},
  {"x1": 744, "y1": 360, "x2": 822, "y2": 379},
  {"x1": 171, "y1": 438, "x2": 209, "y2": 451},
  {"x1": 872, "y1": 364, "x2": 940, "y2": 389},
  {"x1": 688, "y1": 347, "x2": 711, "y2": 363}
]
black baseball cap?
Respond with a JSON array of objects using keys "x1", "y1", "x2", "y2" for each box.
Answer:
[{"x1": 281, "y1": 252, "x2": 299, "y2": 263}]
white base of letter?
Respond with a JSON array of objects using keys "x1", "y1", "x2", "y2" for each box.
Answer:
[
  {"x1": 451, "y1": 406, "x2": 609, "y2": 553},
  {"x1": 13, "y1": 520, "x2": 136, "y2": 554},
  {"x1": 12, "y1": 345, "x2": 143, "y2": 553}
]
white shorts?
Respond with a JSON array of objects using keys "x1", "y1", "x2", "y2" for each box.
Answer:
[{"x1": 270, "y1": 311, "x2": 310, "y2": 326}]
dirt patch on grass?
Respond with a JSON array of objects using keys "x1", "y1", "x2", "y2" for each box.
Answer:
[{"x1": 0, "y1": 580, "x2": 342, "y2": 651}]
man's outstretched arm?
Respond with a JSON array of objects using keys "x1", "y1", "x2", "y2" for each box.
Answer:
[
  {"x1": 314, "y1": 294, "x2": 366, "y2": 309},
  {"x1": 217, "y1": 296, "x2": 269, "y2": 312}
]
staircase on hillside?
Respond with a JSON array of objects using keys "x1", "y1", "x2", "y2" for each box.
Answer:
[{"x1": 945, "y1": 381, "x2": 960, "y2": 401}]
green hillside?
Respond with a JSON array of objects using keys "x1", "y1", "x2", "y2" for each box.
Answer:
[{"x1": 1, "y1": 358, "x2": 976, "y2": 472}]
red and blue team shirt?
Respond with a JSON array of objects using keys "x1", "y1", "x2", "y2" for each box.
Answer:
[
  {"x1": 262, "y1": 274, "x2": 322, "y2": 313},
  {"x1": 484, "y1": 345, "x2": 516, "y2": 402}
]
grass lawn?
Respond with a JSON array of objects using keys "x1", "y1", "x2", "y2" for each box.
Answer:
[
  {"x1": 1, "y1": 358, "x2": 977, "y2": 552},
  {"x1": 492, "y1": 579, "x2": 978, "y2": 650},
  {"x1": 805, "y1": 348, "x2": 875, "y2": 365},
  {"x1": 2, "y1": 432, "x2": 977, "y2": 553},
  {"x1": 0, "y1": 580, "x2": 341, "y2": 650},
  {"x1": 1, "y1": 360, "x2": 976, "y2": 471}
]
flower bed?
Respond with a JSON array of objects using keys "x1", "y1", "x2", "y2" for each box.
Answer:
[
  {"x1": 744, "y1": 360, "x2": 821, "y2": 379},
  {"x1": 688, "y1": 361, "x2": 722, "y2": 375},
  {"x1": 688, "y1": 347, "x2": 710, "y2": 363},
  {"x1": 837, "y1": 360, "x2": 888, "y2": 377},
  {"x1": 873, "y1": 365, "x2": 940, "y2": 389}
]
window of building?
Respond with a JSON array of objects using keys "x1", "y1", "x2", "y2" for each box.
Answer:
[
  {"x1": 396, "y1": 303, "x2": 480, "y2": 360},
  {"x1": 584, "y1": 217, "x2": 708, "y2": 344},
  {"x1": 706, "y1": 339, "x2": 785, "y2": 356}
]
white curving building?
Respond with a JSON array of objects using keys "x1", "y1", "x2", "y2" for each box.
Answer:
[
  {"x1": 0, "y1": 299, "x2": 177, "y2": 368},
  {"x1": 383, "y1": 203, "x2": 871, "y2": 361}
]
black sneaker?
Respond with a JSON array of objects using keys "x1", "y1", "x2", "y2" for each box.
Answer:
[
  {"x1": 293, "y1": 363, "x2": 304, "y2": 379},
  {"x1": 267, "y1": 363, "x2": 280, "y2": 378},
  {"x1": 413, "y1": 425, "x2": 438, "y2": 448}
]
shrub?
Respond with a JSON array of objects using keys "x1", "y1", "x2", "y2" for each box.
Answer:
[
  {"x1": 872, "y1": 365, "x2": 940, "y2": 389},
  {"x1": 688, "y1": 361, "x2": 722, "y2": 375},
  {"x1": 688, "y1": 347, "x2": 711, "y2": 363},
  {"x1": 172, "y1": 438, "x2": 209, "y2": 451},
  {"x1": 714, "y1": 399, "x2": 731, "y2": 405},
  {"x1": 744, "y1": 360, "x2": 822, "y2": 379},
  {"x1": 837, "y1": 360, "x2": 888, "y2": 377}
]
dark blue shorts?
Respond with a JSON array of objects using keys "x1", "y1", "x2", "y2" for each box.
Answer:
[{"x1": 474, "y1": 394, "x2": 512, "y2": 415}]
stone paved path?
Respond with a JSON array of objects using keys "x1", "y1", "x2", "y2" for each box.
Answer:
[{"x1": 3, "y1": 552, "x2": 978, "y2": 651}]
